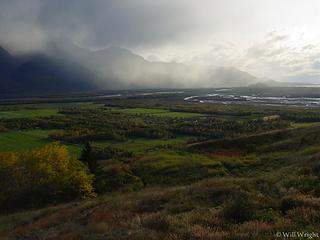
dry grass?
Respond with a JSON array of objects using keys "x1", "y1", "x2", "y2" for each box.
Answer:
[
  {"x1": 2, "y1": 176, "x2": 320, "y2": 239},
  {"x1": 286, "y1": 207, "x2": 320, "y2": 226}
]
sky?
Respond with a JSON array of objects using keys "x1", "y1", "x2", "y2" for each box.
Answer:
[{"x1": 1, "y1": 0, "x2": 320, "y2": 82}]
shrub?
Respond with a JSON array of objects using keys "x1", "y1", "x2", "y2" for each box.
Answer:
[
  {"x1": 142, "y1": 213, "x2": 173, "y2": 233},
  {"x1": 280, "y1": 194, "x2": 320, "y2": 214},
  {"x1": 91, "y1": 145, "x2": 134, "y2": 160},
  {"x1": 222, "y1": 193, "x2": 255, "y2": 223},
  {"x1": 0, "y1": 125, "x2": 7, "y2": 132},
  {"x1": 95, "y1": 163, "x2": 144, "y2": 193},
  {"x1": 0, "y1": 143, "x2": 95, "y2": 212},
  {"x1": 79, "y1": 142, "x2": 98, "y2": 174}
]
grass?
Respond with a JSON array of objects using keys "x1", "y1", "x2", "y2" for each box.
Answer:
[
  {"x1": 291, "y1": 122, "x2": 320, "y2": 128},
  {"x1": 93, "y1": 137, "x2": 189, "y2": 153},
  {"x1": 59, "y1": 102, "x2": 105, "y2": 109},
  {"x1": 132, "y1": 150, "x2": 227, "y2": 185},
  {"x1": 0, "y1": 130, "x2": 82, "y2": 157},
  {"x1": 109, "y1": 107, "x2": 203, "y2": 118},
  {"x1": 0, "y1": 102, "x2": 105, "y2": 119},
  {"x1": 0, "y1": 109, "x2": 60, "y2": 119},
  {"x1": 209, "y1": 113, "x2": 266, "y2": 121},
  {"x1": 301, "y1": 144, "x2": 320, "y2": 155},
  {"x1": 0, "y1": 204, "x2": 62, "y2": 233},
  {"x1": 0, "y1": 177, "x2": 291, "y2": 240}
]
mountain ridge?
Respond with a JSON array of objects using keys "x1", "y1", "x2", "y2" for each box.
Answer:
[{"x1": 0, "y1": 42, "x2": 264, "y2": 94}]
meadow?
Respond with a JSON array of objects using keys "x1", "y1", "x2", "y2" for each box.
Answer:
[
  {"x1": 93, "y1": 137, "x2": 188, "y2": 153},
  {"x1": 108, "y1": 107, "x2": 204, "y2": 118},
  {"x1": 0, "y1": 109, "x2": 60, "y2": 119},
  {"x1": 0, "y1": 130, "x2": 82, "y2": 157},
  {"x1": 0, "y1": 130, "x2": 53, "y2": 151}
]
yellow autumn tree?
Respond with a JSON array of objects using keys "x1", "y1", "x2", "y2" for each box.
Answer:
[{"x1": 0, "y1": 143, "x2": 95, "y2": 212}]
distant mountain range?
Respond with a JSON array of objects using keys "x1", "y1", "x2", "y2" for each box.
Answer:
[{"x1": 0, "y1": 41, "x2": 272, "y2": 94}]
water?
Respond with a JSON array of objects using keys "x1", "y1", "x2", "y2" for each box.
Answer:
[{"x1": 184, "y1": 90, "x2": 320, "y2": 107}]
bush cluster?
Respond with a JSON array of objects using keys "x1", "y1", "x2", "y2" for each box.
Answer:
[{"x1": 0, "y1": 143, "x2": 95, "y2": 212}]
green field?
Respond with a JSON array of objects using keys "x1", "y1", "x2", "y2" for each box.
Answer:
[
  {"x1": 0, "y1": 102, "x2": 106, "y2": 119},
  {"x1": 109, "y1": 107, "x2": 203, "y2": 118},
  {"x1": 0, "y1": 130, "x2": 81, "y2": 157},
  {"x1": 133, "y1": 150, "x2": 226, "y2": 185},
  {"x1": 0, "y1": 109, "x2": 60, "y2": 119},
  {"x1": 93, "y1": 137, "x2": 189, "y2": 153}
]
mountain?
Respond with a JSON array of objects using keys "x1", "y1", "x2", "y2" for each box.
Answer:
[
  {"x1": 13, "y1": 56, "x2": 99, "y2": 93},
  {"x1": 208, "y1": 67, "x2": 257, "y2": 87},
  {"x1": 0, "y1": 47, "x2": 99, "y2": 94},
  {"x1": 0, "y1": 46, "x2": 19, "y2": 92},
  {"x1": 0, "y1": 42, "x2": 261, "y2": 94},
  {"x1": 0, "y1": 46, "x2": 16, "y2": 78},
  {"x1": 47, "y1": 40, "x2": 259, "y2": 89}
]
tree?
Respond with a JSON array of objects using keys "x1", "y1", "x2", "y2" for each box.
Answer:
[
  {"x1": 79, "y1": 142, "x2": 98, "y2": 174},
  {"x1": 0, "y1": 143, "x2": 95, "y2": 212}
]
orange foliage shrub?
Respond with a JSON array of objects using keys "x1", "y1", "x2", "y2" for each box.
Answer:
[{"x1": 0, "y1": 143, "x2": 95, "y2": 212}]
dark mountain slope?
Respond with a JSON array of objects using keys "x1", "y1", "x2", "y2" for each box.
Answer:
[
  {"x1": 13, "y1": 56, "x2": 99, "y2": 93},
  {"x1": 0, "y1": 47, "x2": 100, "y2": 94},
  {"x1": 0, "y1": 46, "x2": 19, "y2": 92}
]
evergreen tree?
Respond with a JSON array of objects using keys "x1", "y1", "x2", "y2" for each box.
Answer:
[{"x1": 79, "y1": 142, "x2": 98, "y2": 174}]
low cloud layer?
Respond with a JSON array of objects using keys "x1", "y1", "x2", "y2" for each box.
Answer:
[
  {"x1": 1, "y1": 0, "x2": 320, "y2": 83},
  {"x1": 0, "y1": 0, "x2": 199, "y2": 52}
]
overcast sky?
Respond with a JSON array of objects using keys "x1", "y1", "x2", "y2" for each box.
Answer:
[{"x1": 1, "y1": 0, "x2": 320, "y2": 82}]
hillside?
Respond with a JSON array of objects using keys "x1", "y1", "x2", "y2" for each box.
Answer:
[{"x1": 1, "y1": 94, "x2": 320, "y2": 239}]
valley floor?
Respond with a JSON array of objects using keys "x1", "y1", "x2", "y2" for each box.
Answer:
[{"x1": 1, "y1": 92, "x2": 320, "y2": 239}]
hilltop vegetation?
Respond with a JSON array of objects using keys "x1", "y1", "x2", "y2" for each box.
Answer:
[{"x1": 0, "y1": 93, "x2": 320, "y2": 239}]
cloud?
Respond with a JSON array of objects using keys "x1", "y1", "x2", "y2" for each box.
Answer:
[
  {"x1": 191, "y1": 31, "x2": 320, "y2": 82},
  {"x1": 0, "y1": 0, "x2": 46, "y2": 52},
  {"x1": 0, "y1": 0, "x2": 200, "y2": 52},
  {"x1": 2, "y1": 0, "x2": 320, "y2": 83}
]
